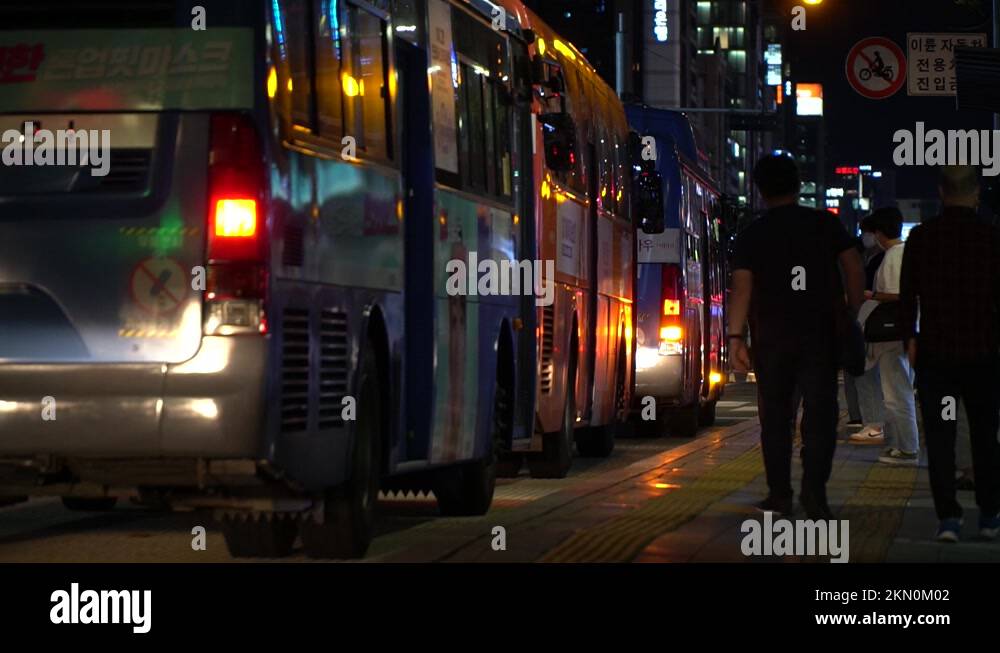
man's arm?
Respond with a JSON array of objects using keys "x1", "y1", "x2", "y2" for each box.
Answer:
[
  {"x1": 727, "y1": 269, "x2": 753, "y2": 372},
  {"x1": 727, "y1": 269, "x2": 752, "y2": 335},
  {"x1": 838, "y1": 248, "x2": 865, "y2": 313}
]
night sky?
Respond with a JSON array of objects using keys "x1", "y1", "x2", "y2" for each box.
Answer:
[{"x1": 784, "y1": 0, "x2": 995, "y2": 198}]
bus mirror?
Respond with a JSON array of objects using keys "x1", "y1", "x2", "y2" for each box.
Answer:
[
  {"x1": 531, "y1": 55, "x2": 546, "y2": 86},
  {"x1": 540, "y1": 112, "x2": 577, "y2": 172},
  {"x1": 635, "y1": 171, "x2": 665, "y2": 234},
  {"x1": 627, "y1": 131, "x2": 643, "y2": 168},
  {"x1": 531, "y1": 55, "x2": 565, "y2": 94}
]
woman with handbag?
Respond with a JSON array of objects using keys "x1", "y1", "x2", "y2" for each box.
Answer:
[{"x1": 858, "y1": 208, "x2": 920, "y2": 466}]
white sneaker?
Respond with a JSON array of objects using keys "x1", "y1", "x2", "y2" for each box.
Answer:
[
  {"x1": 878, "y1": 448, "x2": 919, "y2": 466},
  {"x1": 849, "y1": 425, "x2": 885, "y2": 444}
]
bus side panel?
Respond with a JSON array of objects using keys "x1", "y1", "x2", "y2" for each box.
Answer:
[{"x1": 266, "y1": 142, "x2": 405, "y2": 488}]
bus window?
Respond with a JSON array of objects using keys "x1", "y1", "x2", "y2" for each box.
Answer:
[
  {"x1": 613, "y1": 128, "x2": 631, "y2": 221},
  {"x1": 391, "y1": 0, "x2": 423, "y2": 45},
  {"x1": 343, "y1": 2, "x2": 392, "y2": 161},
  {"x1": 315, "y1": 0, "x2": 344, "y2": 139},
  {"x1": 452, "y1": 6, "x2": 512, "y2": 200},
  {"x1": 459, "y1": 62, "x2": 488, "y2": 192},
  {"x1": 597, "y1": 124, "x2": 617, "y2": 213},
  {"x1": 284, "y1": 0, "x2": 316, "y2": 131}
]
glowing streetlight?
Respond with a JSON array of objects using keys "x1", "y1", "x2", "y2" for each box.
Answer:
[{"x1": 803, "y1": 0, "x2": 823, "y2": 5}]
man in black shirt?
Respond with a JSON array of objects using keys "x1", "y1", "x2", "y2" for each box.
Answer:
[{"x1": 729, "y1": 155, "x2": 865, "y2": 519}]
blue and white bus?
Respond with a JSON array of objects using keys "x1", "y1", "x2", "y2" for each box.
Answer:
[
  {"x1": 627, "y1": 106, "x2": 726, "y2": 436},
  {"x1": 0, "y1": 0, "x2": 542, "y2": 558}
]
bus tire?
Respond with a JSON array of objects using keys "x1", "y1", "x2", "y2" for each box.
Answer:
[
  {"x1": 578, "y1": 337, "x2": 626, "y2": 457},
  {"x1": 300, "y1": 342, "x2": 383, "y2": 559},
  {"x1": 220, "y1": 511, "x2": 298, "y2": 558},
  {"x1": 435, "y1": 371, "x2": 511, "y2": 516},
  {"x1": 61, "y1": 497, "x2": 117, "y2": 511},
  {"x1": 528, "y1": 356, "x2": 576, "y2": 479},
  {"x1": 699, "y1": 400, "x2": 718, "y2": 427},
  {"x1": 669, "y1": 403, "x2": 700, "y2": 438}
]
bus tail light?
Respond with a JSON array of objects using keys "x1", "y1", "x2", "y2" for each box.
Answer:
[
  {"x1": 660, "y1": 326, "x2": 683, "y2": 342},
  {"x1": 659, "y1": 264, "x2": 683, "y2": 355},
  {"x1": 204, "y1": 113, "x2": 269, "y2": 336}
]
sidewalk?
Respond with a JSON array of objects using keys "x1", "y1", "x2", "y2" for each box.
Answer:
[{"x1": 625, "y1": 414, "x2": 1000, "y2": 563}]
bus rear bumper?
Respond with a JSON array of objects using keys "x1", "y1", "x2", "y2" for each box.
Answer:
[
  {"x1": 634, "y1": 347, "x2": 684, "y2": 403},
  {"x1": 0, "y1": 336, "x2": 268, "y2": 461}
]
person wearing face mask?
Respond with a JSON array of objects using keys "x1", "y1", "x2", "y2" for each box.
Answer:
[
  {"x1": 849, "y1": 216, "x2": 888, "y2": 445},
  {"x1": 861, "y1": 207, "x2": 919, "y2": 467}
]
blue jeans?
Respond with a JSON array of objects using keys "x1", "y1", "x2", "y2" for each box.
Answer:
[
  {"x1": 855, "y1": 364, "x2": 885, "y2": 426},
  {"x1": 844, "y1": 371, "x2": 862, "y2": 422},
  {"x1": 875, "y1": 343, "x2": 919, "y2": 454}
]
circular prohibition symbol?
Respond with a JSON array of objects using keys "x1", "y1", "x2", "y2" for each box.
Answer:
[
  {"x1": 128, "y1": 256, "x2": 189, "y2": 316},
  {"x1": 845, "y1": 36, "x2": 907, "y2": 100}
]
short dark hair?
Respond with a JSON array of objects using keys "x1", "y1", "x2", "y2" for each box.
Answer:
[
  {"x1": 753, "y1": 154, "x2": 800, "y2": 199},
  {"x1": 859, "y1": 216, "x2": 877, "y2": 233},
  {"x1": 939, "y1": 165, "x2": 979, "y2": 199},
  {"x1": 869, "y1": 207, "x2": 903, "y2": 239}
]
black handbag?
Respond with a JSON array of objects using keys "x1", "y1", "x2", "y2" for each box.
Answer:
[
  {"x1": 864, "y1": 300, "x2": 902, "y2": 343},
  {"x1": 835, "y1": 298, "x2": 866, "y2": 376}
]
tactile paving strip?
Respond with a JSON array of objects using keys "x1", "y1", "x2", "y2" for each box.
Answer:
[
  {"x1": 540, "y1": 445, "x2": 766, "y2": 563},
  {"x1": 838, "y1": 464, "x2": 918, "y2": 563}
]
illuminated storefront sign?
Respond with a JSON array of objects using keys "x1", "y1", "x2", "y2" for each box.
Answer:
[{"x1": 653, "y1": 0, "x2": 668, "y2": 42}]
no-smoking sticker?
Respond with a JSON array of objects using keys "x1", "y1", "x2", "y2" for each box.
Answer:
[
  {"x1": 845, "y1": 37, "x2": 907, "y2": 99},
  {"x1": 129, "y1": 257, "x2": 188, "y2": 315}
]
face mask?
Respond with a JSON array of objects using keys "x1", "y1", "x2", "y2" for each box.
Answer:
[{"x1": 862, "y1": 233, "x2": 877, "y2": 249}]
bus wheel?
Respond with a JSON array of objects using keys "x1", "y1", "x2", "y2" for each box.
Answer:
[
  {"x1": 220, "y1": 512, "x2": 298, "y2": 558},
  {"x1": 300, "y1": 342, "x2": 382, "y2": 559},
  {"x1": 61, "y1": 497, "x2": 117, "y2": 511},
  {"x1": 435, "y1": 373, "x2": 511, "y2": 515},
  {"x1": 528, "y1": 365, "x2": 575, "y2": 479},
  {"x1": 577, "y1": 341, "x2": 626, "y2": 457},
  {"x1": 669, "y1": 403, "x2": 700, "y2": 438},
  {"x1": 699, "y1": 400, "x2": 718, "y2": 427}
]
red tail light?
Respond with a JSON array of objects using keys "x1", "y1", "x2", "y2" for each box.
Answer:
[
  {"x1": 208, "y1": 113, "x2": 266, "y2": 264},
  {"x1": 659, "y1": 264, "x2": 683, "y2": 352},
  {"x1": 204, "y1": 113, "x2": 269, "y2": 335}
]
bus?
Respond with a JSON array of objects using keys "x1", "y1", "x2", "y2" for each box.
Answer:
[
  {"x1": 0, "y1": 0, "x2": 544, "y2": 559},
  {"x1": 501, "y1": 0, "x2": 640, "y2": 478},
  {"x1": 0, "y1": 0, "x2": 654, "y2": 558},
  {"x1": 626, "y1": 106, "x2": 726, "y2": 437}
]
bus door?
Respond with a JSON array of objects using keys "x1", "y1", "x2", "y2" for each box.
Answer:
[
  {"x1": 583, "y1": 141, "x2": 600, "y2": 422},
  {"x1": 510, "y1": 36, "x2": 536, "y2": 446},
  {"x1": 397, "y1": 36, "x2": 435, "y2": 460}
]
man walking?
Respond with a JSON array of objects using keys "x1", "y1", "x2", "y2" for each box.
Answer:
[
  {"x1": 900, "y1": 165, "x2": 1000, "y2": 542},
  {"x1": 728, "y1": 154, "x2": 865, "y2": 519}
]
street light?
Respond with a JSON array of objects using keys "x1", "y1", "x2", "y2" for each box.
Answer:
[{"x1": 803, "y1": 0, "x2": 823, "y2": 5}]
